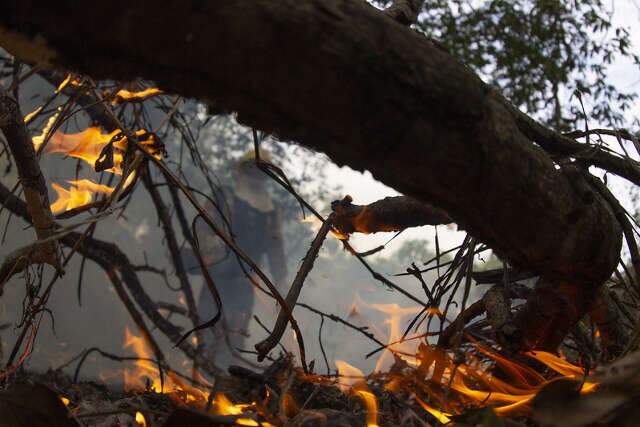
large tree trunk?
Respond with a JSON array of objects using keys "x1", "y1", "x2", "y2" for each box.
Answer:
[{"x1": 0, "y1": 0, "x2": 622, "y2": 349}]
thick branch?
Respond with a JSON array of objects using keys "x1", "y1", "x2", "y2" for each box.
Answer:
[
  {"x1": 331, "y1": 195, "x2": 451, "y2": 234},
  {"x1": 0, "y1": 0, "x2": 624, "y2": 350},
  {"x1": 0, "y1": 90, "x2": 59, "y2": 279},
  {"x1": 383, "y1": 0, "x2": 424, "y2": 26}
]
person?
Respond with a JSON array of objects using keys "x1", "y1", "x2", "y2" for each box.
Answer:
[{"x1": 184, "y1": 150, "x2": 288, "y2": 369}]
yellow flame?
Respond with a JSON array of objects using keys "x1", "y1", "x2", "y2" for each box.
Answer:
[
  {"x1": 113, "y1": 87, "x2": 163, "y2": 104},
  {"x1": 354, "y1": 389, "x2": 379, "y2": 427},
  {"x1": 121, "y1": 328, "x2": 266, "y2": 423},
  {"x1": 367, "y1": 301, "x2": 423, "y2": 371},
  {"x1": 135, "y1": 411, "x2": 147, "y2": 427},
  {"x1": 50, "y1": 179, "x2": 114, "y2": 214},
  {"x1": 335, "y1": 360, "x2": 378, "y2": 427},
  {"x1": 41, "y1": 127, "x2": 159, "y2": 174},
  {"x1": 31, "y1": 110, "x2": 61, "y2": 150},
  {"x1": 335, "y1": 360, "x2": 366, "y2": 393},
  {"x1": 301, "y1": 216, "x2": 348, "y2": 240},
  {"x1": 59, "y1": 396, "x2": 70, "y2": 407},
  {"x1": 416, "y1": 395, "x2": 452, "y2": 424}
]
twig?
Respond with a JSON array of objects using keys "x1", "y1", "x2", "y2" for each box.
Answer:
[{"x1": 255, "y1": 214, "x2": 333, "y2": 361}]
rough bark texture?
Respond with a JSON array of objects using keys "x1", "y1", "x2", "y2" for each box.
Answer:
[
  {"x1": 384, "y1": 0, "x2": 425, "y2": 25},
  {"x1": 0, "y1": 0, "x2": 623, "y2": 349},
  {"x1": 0, "y1": 90, "x2": 59, "y2": 278},
  {"x1": 331, "y1": 195, "x2": 451, "y2": 234}
]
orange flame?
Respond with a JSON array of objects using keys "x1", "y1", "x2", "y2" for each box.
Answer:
[
  {"x1": 121, "y1": 328, "x2": 272, "y2": 426},
  {"x1": 112, "y1": 88, "x2": 163, "y2": 104},
  {"x1": 43, "y1": 128, "x2": 157, "y2": 174},
  {"x1": 301, "y1": 216, "x2": 348, "y2": 240},
  {"x1": 335, "y1": 360, "x2": 379, "y2": 427},
  {"x1": 50, "y1": 179, "x2": 114, "y2": 213},
  {"x1": 135, "y1": 411, "x2": 147, "y2": 427}
]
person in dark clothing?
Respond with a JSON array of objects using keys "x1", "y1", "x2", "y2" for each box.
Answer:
[{"x1": 185, "y1": 151, "x2": 288, "y2": 369}]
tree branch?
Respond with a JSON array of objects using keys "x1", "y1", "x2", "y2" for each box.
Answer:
[
  {"x1": 0, "y1": 89, "x2": 60, "y2": 281},
  {"x1": 383, "y1": 0, "x2": 424, "y2": 26},
  {"x1": 331, "y1": 195, "x2": 451, "y2": 234}
]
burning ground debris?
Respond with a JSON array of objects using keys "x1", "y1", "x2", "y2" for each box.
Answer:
[
  {"x1": 2, "y1": 340, "x2": 640, "y2": 427},
  {"x1": 0, "y1": 55, "x2": 638, "y2": 427}
]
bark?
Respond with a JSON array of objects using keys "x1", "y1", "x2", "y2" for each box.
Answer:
[
  {"x1": 0, "y1": 90, "x2": 60, "y2": 280},
  {"x1": 0, "y1": 0, "x2": 624, "y2": 349},
  {"x1": 383, "y1": 0, "x2": 425, "y2": 26},
  {"x1": 331, "y1": 195, "x2": 451, "y2": 234}
]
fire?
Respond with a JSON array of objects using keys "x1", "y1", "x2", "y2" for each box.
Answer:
[
  {"x1": 335, "y1": 360, "x2": 379, "y2": 427},
  {"x1": 368, "y1": 302, "x2": 423, "y2": 372},
  {"x1": 42, "y1": 127, "x2": 158, "y2": 174},
  {"x1": 330, "y1": 297, "x2": 597, "y2": 423},
  {"x1": 112, "y1": 87, "x2": 163, "y2": 104},
  {"x1": 301, "y1": 216, "x2": 348, "y2": 240},
  {"x1": 35, "y1": 124, "x2": 162, "y2": 213},
  {"x1": 50, "y1": 179, "x2": 114, "y2": 214},
  {"x1": 135, "y1": 411, "x2": 147, "y2": 427},
  {"x1": 121, "y1": 327, "x2": 272, "y2": 426}
]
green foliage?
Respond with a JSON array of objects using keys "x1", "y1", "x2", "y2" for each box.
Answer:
[{"x1": 373, "y1": 0, "x2": 639, "y2": 130}]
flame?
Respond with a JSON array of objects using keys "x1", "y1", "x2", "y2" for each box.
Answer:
[
  {"x1": 301, "y1": 216, "x2": 348, "y2": 240},
  {"x1": 113, "y1": 87, "x2": 163, "y2": 104},
  {"x1": 354, "y1": 390, "x2": 379, "y2": 427},
  {"x1": 31, "y1": 110, "x2": 61, "y2": 150},
  {"x1": 335, "y1": 360, "x2": 366, "y2": 393},
  {"x1": 135, "y1": 411, "x2": 147, "y2": 427},
  {"x1": 411, "y1": 342, "x2": 597, "y2": 418},
  {"x1": 368, "y1": 303, "x2": 423, "y2": 371},
  {"x1": 121, "y1": 328, "x2": 271, "y2": 425},
  {"x1": 59, "y1": 396, "x2": 70, "y2": 407},
  {"x1": 43, "y1": 127, "x2": 158, "y2": 174},
  {"x1": 50, "y1": 179, "x2": 114, "y2": 214},
  {"x1": 335, "y1": 360, "x2": 379, "y2": 426}
]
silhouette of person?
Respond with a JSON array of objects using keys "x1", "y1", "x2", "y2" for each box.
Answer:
[{"x1": 184, "y1": 150, "x2": 288, "y2": 369}]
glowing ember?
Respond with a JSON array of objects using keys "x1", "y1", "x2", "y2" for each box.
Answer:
[{"x1": 50, "y1": 179, "x2": 114, "y2": 213}]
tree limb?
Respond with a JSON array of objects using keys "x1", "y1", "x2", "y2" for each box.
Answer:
[
  {"x1": 0, "y1": 89, "x2": 60, "y2": 281},
  {"x1": 383, "y1": 0, "x2": 424, "y2": 26},
  {"x1": 331, "y1": 195, "x2": 451, "y2": 234},
  {"x1": 0, "y1": 0, "x2": 625, "y2": 350}
]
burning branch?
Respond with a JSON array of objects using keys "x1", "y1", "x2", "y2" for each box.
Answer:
[
  {"x1": 331, "y1": 195, "x2": 451, "y2": 235},
  {"x1": 0, "y1": 89, "x2": 61, "y2": 284}
]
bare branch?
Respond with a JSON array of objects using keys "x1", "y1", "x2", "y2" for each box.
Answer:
[{"x1": 0, "y1": 89, "x2": 60, "y2": 282}]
